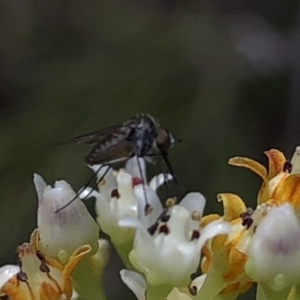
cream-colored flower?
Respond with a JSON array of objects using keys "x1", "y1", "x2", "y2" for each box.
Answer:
[
  {"x1": 80, "y1": 157, "x2": 170, "y2": 245},
  {"x1": 246, "y1": 203, "x2": 300, "y2": 291},
  {"x1": 229, "y1": 147, "x2": 300, "y2": 211},
  {"x1": 196, "y1": 147, "x2": 300, "y2": 299},
  {"x1": 34, "y1": 174, "x2": 99, "y2": 264},
  {"x1": 0, "y1": 233, "x2": 91, "y2": 300},
  {"x1": 119, "y1": 193, "x2": 231, "y2": 287}
]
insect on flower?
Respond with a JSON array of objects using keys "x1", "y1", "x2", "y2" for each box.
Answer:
[{"x1": 55, "y1": 113, "x2": 181, "y2": 213}]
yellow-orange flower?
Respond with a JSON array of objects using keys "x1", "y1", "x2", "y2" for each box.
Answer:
[
  {"x1": 197, "y1": 147, "x2": 300, "y2": 299},
  {"x1": 0, "y1": 230, "x2": 91, "y2": 300},
  {"x1": 199, "y1": 193, "x2": 253, "y2": 297},
  {"x1": 229, "y1": 147, "x2": 300, "y2": 211}
]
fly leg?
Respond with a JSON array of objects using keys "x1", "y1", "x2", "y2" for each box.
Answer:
[{"x1": 55, "y1": 164, "x2": 109, "y2": 213}]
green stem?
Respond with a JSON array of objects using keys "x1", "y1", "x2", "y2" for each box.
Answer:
[
  {"x1": 195, "y1": 249, "x2": 228, "y2": 300},
  {"x1": 212, "y1": 292, "x2": 239, "y2": 300},
  {"x1": 113, "y1": 240, "x2": 135, "y2": 270},
  {"x1": 146, "y1": 284, "x2": 172, "y2": 300},
  {"x1": 72, "y1": 257, "x2": 107, "y2": 300},
  {"x1": 256, "y1": 284, "x2": 267, "y2": 300},
  {"x1": 287, "y1": 284, "x2": 300, "y2": 300},
  {"x1": 257, "y1": 283, "x2": 291, "y2": 300}
]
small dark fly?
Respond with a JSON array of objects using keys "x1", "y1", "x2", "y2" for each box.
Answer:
[{"x1": 55, "y1": 113, "x2": 180, "y2": 213}]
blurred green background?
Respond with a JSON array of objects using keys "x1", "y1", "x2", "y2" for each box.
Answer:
[{"x1": 0, "y1": 0, "x2": 299, "y2": 298}]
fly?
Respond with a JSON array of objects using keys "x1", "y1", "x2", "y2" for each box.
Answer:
[{"x1": 55, "y1": 113, "x2": 180, "y2": 213}]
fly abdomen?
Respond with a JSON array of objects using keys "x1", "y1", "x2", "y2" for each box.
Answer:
[{"x1": 85, "y1": 132, "x2": 133, "y2": 165}]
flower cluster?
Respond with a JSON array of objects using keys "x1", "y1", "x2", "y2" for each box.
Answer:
[{"x1": 2, "y1": 146, "x2": 300, "y2": 300}]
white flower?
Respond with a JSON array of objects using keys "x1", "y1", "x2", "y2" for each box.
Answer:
[
  {"x1": 0, "y1": 240, "x2": 91, "y2": 300},
  {"x1": 119, "y1": 193, "x2": 231, "y2": 286},
  {"x1": 245, "y1": 203, "x2": 300, "y2": 291},
  {"x1": 81, "y1": 158, "x2": 168, "y2": 245},
  {"x1": 34, "y1": 174, "x2": 99, "y2": 263}
]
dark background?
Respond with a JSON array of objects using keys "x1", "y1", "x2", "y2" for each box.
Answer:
[{"x1": 0, "y1": 0, "x2": 299, "y2": 299}]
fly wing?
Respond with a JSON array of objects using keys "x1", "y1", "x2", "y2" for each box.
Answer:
[
  {"x1": 85, "y1": 128, "x2": 135, "y2": 165},
  {"x1": 57, "y1": 125, "x2": 122, "y2": 145}
]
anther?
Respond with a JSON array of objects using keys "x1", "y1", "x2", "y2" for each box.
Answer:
[
  {"x1": 191, "y1": 211, "x2": 201, "y2": 221},
  {"x1": 36, "y1": 250, "x2": 45, "y2": 261},
  {"x1": 283, "y1": 161, "x2": 293, "y2": 173},
  {"x1": 166, "y1": 197, "x2": 176, "y2": 207},
  {"x1": 40, "y1": 263, "x2": 50, "y2": 273},
  {"x1": 144, "y1": 204, "x2": 153, "y2": 216},
  {"x1": 242, "y1": 217, "x2": 253, "y2": 229},
  {"x1": 17, "y1": 270, "x2": 28, "y2": 282},
  {"x1": 189, "y1": 285, "x2": 198, "y2": 296},
  {"x1": 159, "y1": 224, "x2": 170, "y2": 235},
  {"x1": 191, "y1": 230, "x2": 200, "y2": 241},
  {"x1": 240, "y1": 207, "x2": 254, "y2": 219},
  {"x1": 240, "y1": 207, "x2": 254, "y2": 229},
  {"x1": 36, "y1": 250, "x2": 50, "y2": 273},
  {"x1": 110, "y1": 189, "x2": 120, "y2": 199}
]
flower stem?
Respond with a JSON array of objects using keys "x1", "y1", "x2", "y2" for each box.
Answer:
[
  {"x1": 113, "y1": 240, "x2": 135, "y2": 270},
  {"x1": 195, "y1": 249, "x2": 228, "y2": 300},
  {"x1": 287, "y1": 284, "x2": 300, "y2": 300},
  {"x1": 212, "y1": 292, "x2": 239, "y2": 300},
  {"x1": 72, "y1": 257, "x2": 107, "y2": 300},
  {"x1": 146, "y1": 284, "x2": 172, "y2": 300},
  {"x1": 256, "y1": 284, "x2": 267, "y2": 300}
]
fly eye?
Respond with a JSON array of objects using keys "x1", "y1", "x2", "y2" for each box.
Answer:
[{"x1": 155, "y1": 128, "x2": 170, "y2": 150}]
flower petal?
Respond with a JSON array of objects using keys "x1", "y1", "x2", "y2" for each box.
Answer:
[
  {"x1": 33, "y1": 174, "x2": 47, "y2": 204},
  {"x1": 0, "y1": 265, "x2": 20, "y2": 293},
  {"x1": 198, "y1": 220, "x2": 232, "y2": 250},
  {"x1": 149, "y1": 174, "x2": 173, "y2": 191},
  {"x1": 217, "y1": 194, "x2": 246, "y2": 222},
  {"x1": 272, "y1": 175, "x2": 300, "y2": 210},
  {"x1": 120, "y1": 270, "x2": 146, "y2": 300},
  {"x1": 291, "y1": 146, "x2": 300, "y2": 174},
  {"x1": 189, "y1": 274, "x2": 207, "y2": 295},
  {"x1": 125, "y1": 157, "x2": 147, "y2": 183},
  {"x1": 246, "y1": 203, "x2": 300, "y2": 290},
  {"x1": 228, "y1": 157, "x2": 267, "y2": 180},
  {"x1": 264, "y1": 149, "x2": 286, "y2": 179},
  {"x1": 179, "y1": 192, "x2": 206, "y2": 217}
]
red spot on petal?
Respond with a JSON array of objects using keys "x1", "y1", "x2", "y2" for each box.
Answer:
[{"x1": 132, "y1": 177, "x2": 144, "y2": 186}]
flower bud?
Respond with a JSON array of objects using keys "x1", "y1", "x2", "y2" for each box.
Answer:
[
  {"x1": 246, "y1": 203, "x2": 300, "y2": 290},
  {"x1": 34, "y1": 174, "x2": 99, "y2": 263}
]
